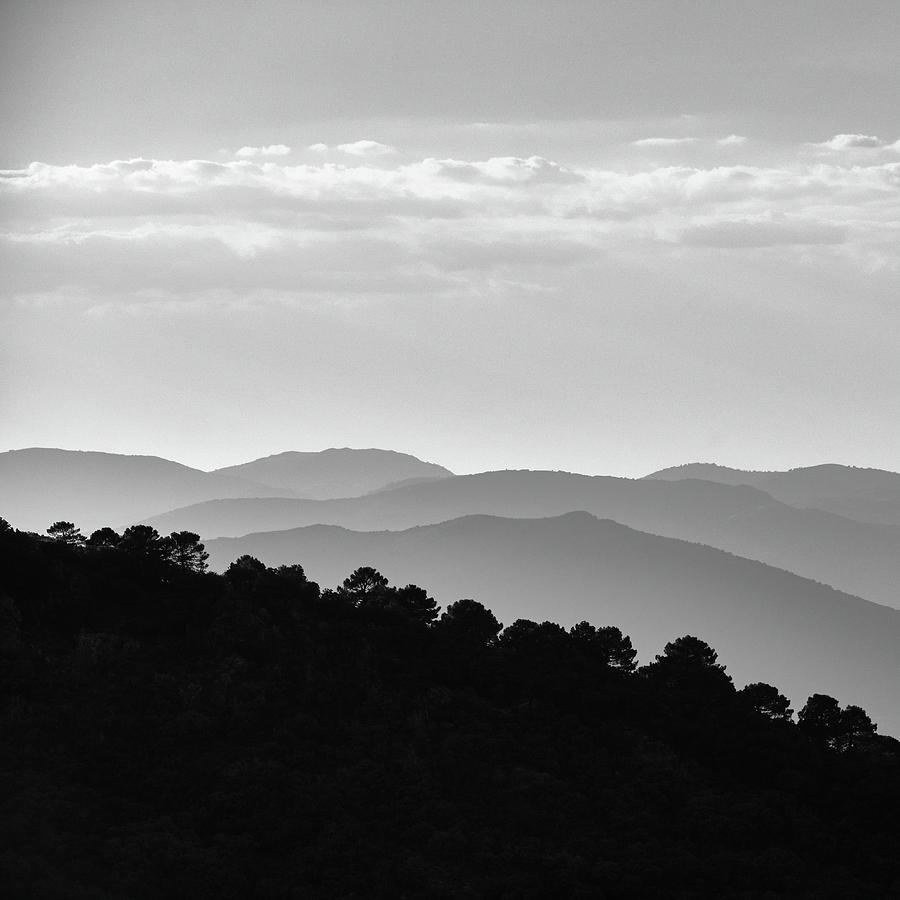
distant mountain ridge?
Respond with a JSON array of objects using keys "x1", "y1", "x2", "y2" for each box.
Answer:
[
  {"x1": 212, "y1": 448, "x2": 452, "y2": 499},
  {"x1": 646, "y1": 462, "x2": 900, "y2": 526},
  {"x1": 0, "y1": 446, "x2": 452, "y2": 533},
  {"x1": 645, "y1": 463, "x2": 775, "y2": 486},
  {"x1": 145, "y1": 469, "x2": 900, "y2": 610},
  {"x1": 0, "y1": 448, "x2": 288, "y2": 534},
  {"x1": 204, "y1": 510, "x2": 900, "y2": 737}
]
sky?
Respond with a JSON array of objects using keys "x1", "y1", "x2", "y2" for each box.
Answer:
[{"x1": 2, "y1": 0, "x2": 900, "y2": 476}]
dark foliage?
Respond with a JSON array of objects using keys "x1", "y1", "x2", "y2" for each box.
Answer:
[
  {"x1": 2, "y1": 524, "x2": 899, "y2": 899},
  {"x1": 46, "y1": 520, "x2": 85, "y2": 545},
  {"x1": 738, "y1": 682, "x2": 794, "y2": 721},
  {"x1": 87, "y1": 526, "x2": 121, "y2": 549}
]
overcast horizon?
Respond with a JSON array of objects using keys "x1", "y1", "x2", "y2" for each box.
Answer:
[{"x1": 3, "y1": 0, "x2": 900, "y2": 477}]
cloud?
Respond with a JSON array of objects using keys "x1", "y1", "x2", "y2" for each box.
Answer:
[
  {"x1": 820, "y1": 134, "x2": 887, "y2": 150},
  {"x1": 717, "y1": 134, "x2": 747, "y2": 146},
  {"x1": 235, "y1": 144, "x2": 291, "y2": 158},
  {"x1": 632, "y1": 137, "x2": 697, "y2": 147},
  {"x1": 308, "y1": 143, "x2": 329, "y2": 153},
  {"x1": 422, "y1": 155, "x2": 584, "y2": 185},
  {"x1": 335, "y1": 140, "x2": 397, "y2": 157},
  {"x1": 2, "y1": 149, "x2": 898, "y2": 307}
]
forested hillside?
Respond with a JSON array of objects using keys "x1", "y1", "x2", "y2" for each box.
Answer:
[{"x1": 2, "y1": 521, "x2": 899, "y2": 899}]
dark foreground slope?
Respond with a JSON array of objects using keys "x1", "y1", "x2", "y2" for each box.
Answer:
[
  {"x1": 146, "y1": 471, "x2": 900, "y2": 610},
  {"x1": 2, "y1": 526, "x2": 900, "y2": 899},
  {"x1": 204, "y1": 512, "x2": 900, "y2": 737}
]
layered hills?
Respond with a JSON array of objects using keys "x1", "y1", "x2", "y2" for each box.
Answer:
[
  {"x1": 4, "y1": 523, "x2": 899, "y2": 897},
  {"x1": 647, "y1": 462, "x2": 900, "y2": 527},
  {"x1": 204, "y1": 511, "x2": 900, "y2": 736},
  {"x1": 0, "y1": 448, "x2": 284, "y2": 534},
  {"x1": 7, "y1": 447, "x2": 900, "y2": 734},
  {"x1": 212, "y1": 448, "x2": 452, "y2": 499},
  {"x1": 0, "y1": 447, "x2": 452, "y2": 533},
  {"x1": 147, "y1": 470, "x2": 900, "y2": 609}
]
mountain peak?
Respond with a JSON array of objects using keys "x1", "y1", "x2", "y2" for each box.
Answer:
[{"x1": 211, "y1": 448, "x2": 453, "y2": 500}]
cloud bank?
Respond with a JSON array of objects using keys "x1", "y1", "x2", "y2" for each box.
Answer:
[{"x1": 2, "y1": 143, "x2": 898, "y2": 309}]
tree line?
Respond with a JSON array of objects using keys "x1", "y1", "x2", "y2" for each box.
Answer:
[
  {"x1": 45, "y1": 519, "x2": 210, "y2": 571},
  {"x1": 27, "y1": 518, "x2": 883, "y2": 752},
  {"x1": 0, "y1": 517, "x2": 898, "y2": 898}
]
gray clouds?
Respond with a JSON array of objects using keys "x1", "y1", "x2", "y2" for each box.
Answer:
[
  {"x1": 3, "y1": 0, "x2": 900, "y2": 481},
  {"x1": 819, "y1": 134, "x2": 896, "y2": 151},
  {"x1": 3, "y1": 143, "x2": 899, "y2": 310}
]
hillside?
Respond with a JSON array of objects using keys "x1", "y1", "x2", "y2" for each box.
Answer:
[
  {"x1": 2, "y1": 524, "x2": 899, "y2": 898},
  {"x1": 204, "y1": 511, "x2": 900, "y2": 737},
  {"x1": 147, "y1": 470, "x2": 900, "y2": 609},
  {"x1": 644, "y1": 463, "x2": 775, "y2": 486},
  {"x1": 212, "y1": 448, "x2": 453, "y2": 499},
  {"x1": 0, "y1": 448, "x2": 286, "y2": 533},
  {"x1": 647, "y1": 463, "x2": 900, "y2": 526}
]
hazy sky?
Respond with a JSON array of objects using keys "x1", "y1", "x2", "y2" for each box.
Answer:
[{"x1": 2, "y1": 0, "x2": 899, "y2": 475}]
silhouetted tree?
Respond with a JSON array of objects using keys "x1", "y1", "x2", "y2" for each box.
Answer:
[
  {"x1": 392, "y1": 584, "x2": 440, "y2": 625},
  {"x1": 161, "y1": 531, "x2": 209, "y2": 573},
  {"x1": 264, "y1": 564, "x2": 317, "y2": 605},
  {"x1": 642, "y1": 635, "x2": 734, "y2": 699},
  {"x1": 120, "y1": 524, "x2": 163, "y2": 558},
  {"x1": 657, "y1": 635, "x2": 722, "y2": 670},
  {"x1": 501, "y1": 619, "x2": 568, "y2": 652},
  {"x1": 342, "y1": 566, "x2": 390, "y2": 599},
  {"x1": 0, "y1": 516, "x2": 11, "y2": 533},
  {"x1": 798, "y1": 694, "x2": 842, "y2": 745},
  {"x1": 838, "y1": 705, "x2": 877, "y2": 751},
  {"x1": 435, "y1": 598, "x2": 502, "y2": 647},
  {"x1": 224, "y1": 555, "x2": 268, "y2": 588},
  {"x1": 274, "y1": 563, "x2": 306, "y2": 581},
  {"x1": 47, "y1": 521, "x2": 84, "y2": 545},
  {"x1": 87, "y1": 527, "x2": 121, "y2": 549},
  {"x1": 570, "y1": 621, "x2": 637, "y2": 672},
  {"x1": 738, "y1": 682, "x2": 793, "y2": 721}
]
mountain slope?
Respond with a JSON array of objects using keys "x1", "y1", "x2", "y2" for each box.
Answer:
[
  {"x1": 0, "y1": 448, "x2": 288, "y2": 533},
  {"x1": 646, "y1": 463, "x2": 900, "y2": 526},
  {"x1": 212, "y1": 448, "x2": 452, "y2": 499},
  {"x1": 146, "y1": 470, "x2": 900, "y2": 609},
  {"x1": 205, "y1": 511, "x2": 900, "y2": 737}
]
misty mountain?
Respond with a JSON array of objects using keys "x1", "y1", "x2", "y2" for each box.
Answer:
[
  {"x1": 647, "y1": 462, "x2": 900, "y2": 527},
  {"x1": 211, "y1": 448, "x2": 452, "y2": 499},
  {"x1": 0, "y1": 448, "x2": 289, "y2": 534},
  {"x1": 146, "y1": 470, "x2": 900, "y2": 609},
  {"x1": 204, "y1": 510, "x2": 900, "y2": 737}
]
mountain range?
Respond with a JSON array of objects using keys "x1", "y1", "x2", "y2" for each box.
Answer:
[
  {"x1": 146, "y1": 469, "x2": 900, "y2": 610},
  {"x1": 647, "y1": 462, "x2": 900, "y2": 527},
  {"x1": 203, "y1": 510, "x2": 900, "y2": 737},
  {"x1": 211, "y1": 448, "x2": 452, "y2": 499},
  {"x1": 0, "y1": 448, "x2": 283, "y2": 534},
  {"x1": 5, "y1": 445, "x2": 900, "y2": 735},
  {"x1": 0, "y1": 447, "x2": 451, "y2": 533}
]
